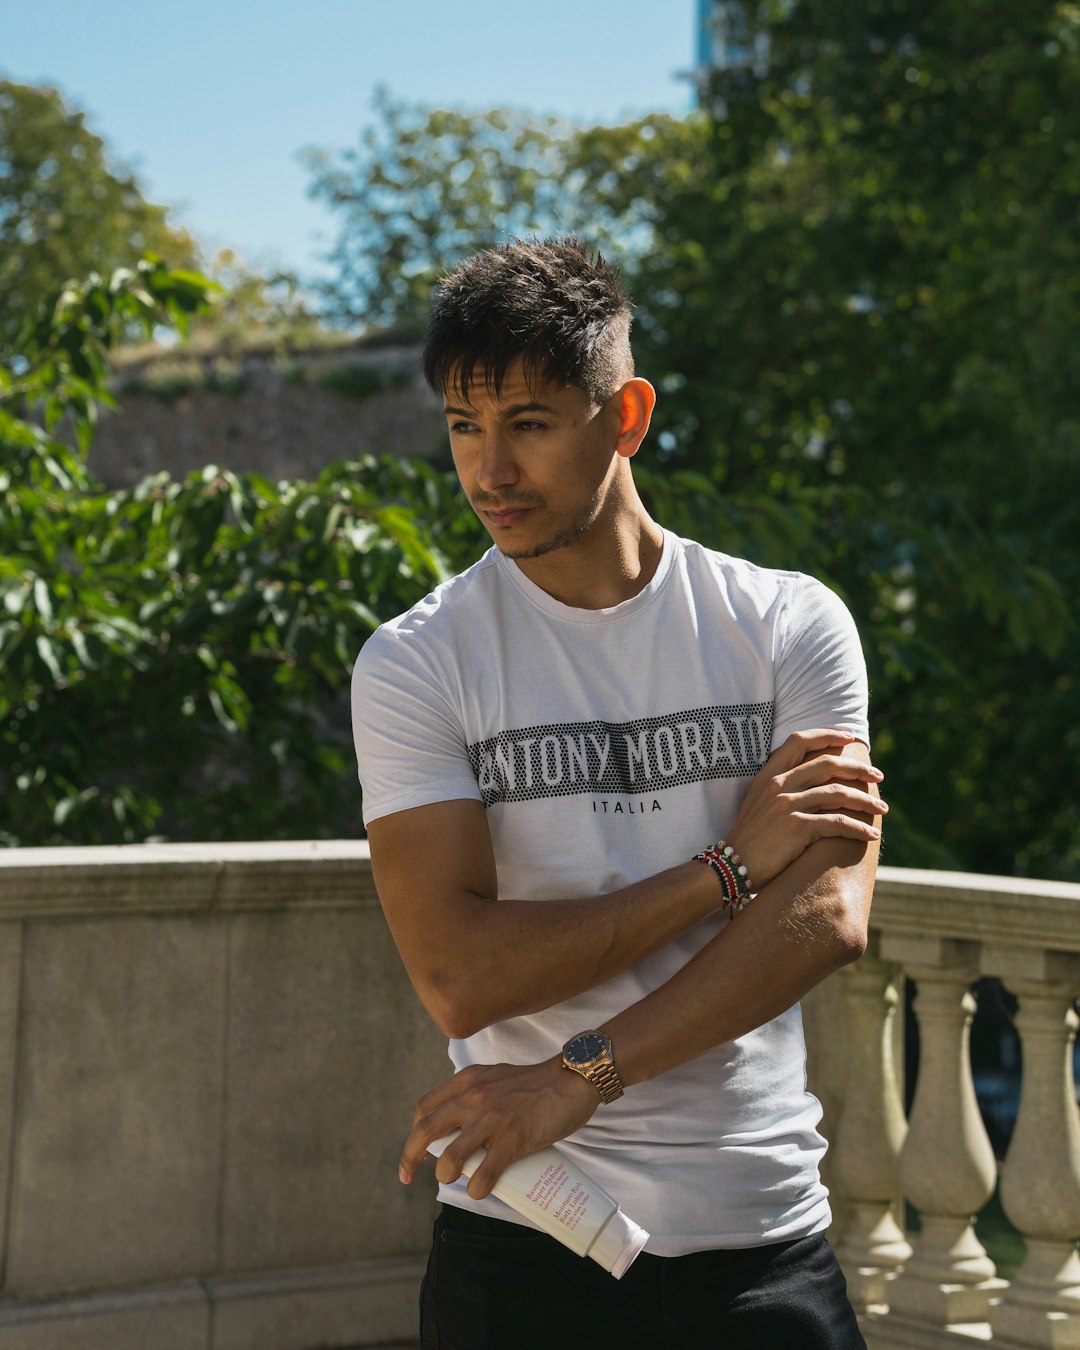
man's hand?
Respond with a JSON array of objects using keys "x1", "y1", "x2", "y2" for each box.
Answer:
[
  {"x1": 399, "y1": 1058, "x2": 600, "y2": 1200},
  {"x1": 726, "y1": 731, "x2": 885, "y2": 891}
]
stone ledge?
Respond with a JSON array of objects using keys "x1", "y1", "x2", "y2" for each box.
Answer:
[
  {"x1": 207, "y1": 1258, "x2": 425, "y2": 1350},
  {"x1": 873, "y1": 866, "x2": 1080, "y2": 955},
  {"x1": 0, "y1": 1257, "x2": 425, "y2": 1350},
  {"x1": 0, "y1": 1278, "x2": 207, "y2": 1328},
  {"x1": 862, "y1": 1310, "x2": 993, "y2": 1347},
  {"x1": 0, "y1": 841, "x2": 377, "y2": 919},
  {"x1": 0, "y1": 1280, "x2": 208, "y2": 1350}
]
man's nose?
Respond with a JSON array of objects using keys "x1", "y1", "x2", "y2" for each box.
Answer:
[{"x1": 475, "y1": 430, "x2": 519, "y2": 492}]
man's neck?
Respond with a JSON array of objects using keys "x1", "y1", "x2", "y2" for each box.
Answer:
[{"x1": 511, "y1": 510, "x2": 666, "y2": 610}]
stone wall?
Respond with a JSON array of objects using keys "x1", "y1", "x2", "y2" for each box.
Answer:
[
  {"x1": 0, "y1": 840, "x2": 878, "y2": 1350},
  {"x1": 89, "y1": 343, "x2": 447, "y2": 489},
  {"x1": 0, "y1": 842, "x2": 447, "y2": 1350}
]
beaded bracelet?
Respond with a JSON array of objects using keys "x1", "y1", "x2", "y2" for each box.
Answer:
[{"x1": 691, "y1": 840, "x2": 754, "y2": 913}]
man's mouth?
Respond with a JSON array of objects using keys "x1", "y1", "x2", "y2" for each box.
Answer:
[
  {"x1": 484, "y1": 507, "x2": 533, "y2": 526},
  {"x1": 472, "y1": 498, "x2": 539, "y2": 527}
]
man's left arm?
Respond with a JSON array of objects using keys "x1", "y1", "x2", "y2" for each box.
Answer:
[
  {"x1": 606, "y1": 740, "x2": 878, "y2": 1084},
  {"x1": 401, "y1": 739, "x2": 879, "y2": 1198}
]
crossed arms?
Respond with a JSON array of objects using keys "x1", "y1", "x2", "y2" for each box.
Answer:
[{"x1": 366, "y1": 728, "x2": 886, "y2": 1200}]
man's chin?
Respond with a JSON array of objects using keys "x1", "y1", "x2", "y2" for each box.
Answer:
[
  {"x1": 496, "y1": 541, "x2": 553, "y2": 561},
  {"x1": 490, "y1": 521, "x2": 590, "y2": 562}
]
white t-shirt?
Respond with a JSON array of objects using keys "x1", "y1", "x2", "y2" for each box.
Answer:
[{"x1": 352, "y1": 530, "x2": 869, "y2": 1255}]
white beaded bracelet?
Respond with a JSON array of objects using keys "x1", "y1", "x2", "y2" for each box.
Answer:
[{"x1": 691, "y1": 840, "x2": 754, "y2": 912}]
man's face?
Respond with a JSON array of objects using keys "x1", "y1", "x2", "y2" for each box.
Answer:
[{"x1": 443, "y1": 359, "x2": 619, "y2": 561}]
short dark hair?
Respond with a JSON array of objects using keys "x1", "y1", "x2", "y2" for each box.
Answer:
[{"x1": 422, "y1": 236, "x2": 634, "y2": 406}]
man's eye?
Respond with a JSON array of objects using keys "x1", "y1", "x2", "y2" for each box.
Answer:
[
  {"x1": 449, "y1": 421, "x2": 477, "y2": 434},
  {"x1": 515, "y1": 420, "x2": 544, "y2": 432}
]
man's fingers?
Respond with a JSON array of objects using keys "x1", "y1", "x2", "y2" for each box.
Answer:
[
  {"x1": 400, "y1": 1100, "x2": 468, "y2": 1184},
  {"x1": 467, "y1": 1146, "x2": 509, "y2": 1200},
  {"x1": 401, "y1": 1113, "x2": 478, "y2": 1186},
  {"x1": 800, "y1": 811, "x2": 883, "y2": 842},
  {"x1": 781, "y1": 753, "x2": 883, "y2": 790},
  {"x1": 399, "y1": 1121, "x2": 437, "y2": 1184},
  {"x1": 412, "y1": 1066, "x2": 484, "y2": 1125},
  {"x1": 401, "y1": 1064, "x2": 523, "y2": 1187},
  {"x1": 791, "y1": 784, "x2": 888, "y2": 817},
  {"x1": 399, "y1": 1058, "x2": 596, "y2": 1200},
  {"x1": 402, "y1": 1110, "x2": 518, "y2": 1198},
  {"x1": 767, "y1": 728, "x2": 858, "y2": 774},
  {"x1": 433, "y1": 1131, "x2": 487, "y2": 1187}
]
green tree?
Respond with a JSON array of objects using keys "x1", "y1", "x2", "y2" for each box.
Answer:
[
  {"x1": 306, "y1": 20, "x2": 1079, "y2": 878},
  {"x1": 302, "y1": 87, "x2": 659, "y2": 333},
  {"x1": 179, "y1": 247, "x2": 334, "y2": 353},
  {"x1": 0, "y1": 81, "x2": 198, "y2": 352},
  {"x1": 0, "y1": 262, "x2": 462, "y2": 845},
  {"x1": 627, "y1": 0, "x2": 1079, "y2": 876}
]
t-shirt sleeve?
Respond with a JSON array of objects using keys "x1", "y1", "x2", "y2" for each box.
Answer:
[
  {"x1": 351, "y1": 628, "x2": 481, "y2": 827},
  {"x1": 770, "y1": 576, "x2": 870, "y2": 751}
]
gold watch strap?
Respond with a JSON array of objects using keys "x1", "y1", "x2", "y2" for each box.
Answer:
[{"x1": 587, "y1": 1057, "x2": 624, "y2": 1104}]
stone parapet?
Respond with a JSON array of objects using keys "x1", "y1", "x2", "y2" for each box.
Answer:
[
  {"x1": 2, "y1": 848, "x2": 1077, "y2": 1348},
  {"x1": 0, "y1": 842, "x2": 442, "y2": 1350}
]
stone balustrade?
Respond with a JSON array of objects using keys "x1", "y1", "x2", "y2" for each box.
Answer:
[
  {"x1": 0, "y1": 848, "x2": 1076, "y2": 1349},
  {"x1": 815, "y1": 865, "x2": 1080, "y2": 1350},
  {"x1": 0, "y1": 842, "x2": 448, "y2": 1350}
]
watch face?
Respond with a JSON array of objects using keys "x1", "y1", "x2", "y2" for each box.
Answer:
[{"x1": 565, "y1": 1032, "x2": 607, "y2": 1066}]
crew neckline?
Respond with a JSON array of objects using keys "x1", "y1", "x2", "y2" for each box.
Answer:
[{"x1": 495, "y1": 529, "x2": 678, "y2": 624}]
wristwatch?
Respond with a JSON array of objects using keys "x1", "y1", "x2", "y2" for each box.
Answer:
[{"x1": 561, "y1": 1029, "x2": 624, "y2": 1104}]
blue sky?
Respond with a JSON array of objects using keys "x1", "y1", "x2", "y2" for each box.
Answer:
[{"x1": 1, "y1": 0, "x2": 695, "y2": 281}]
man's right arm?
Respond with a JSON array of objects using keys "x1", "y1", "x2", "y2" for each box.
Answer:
[
  {"x1": 369, "y1": 796, "x2": 720, "y2": 1038},
  {"x1": 367, "y1": 729, "x2": 884, "y2": 1038}
]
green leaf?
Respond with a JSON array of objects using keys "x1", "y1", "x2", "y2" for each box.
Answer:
[
  {"x1": 35, "y1": 634, "x2": 63, "y2": 682},
  {"x1": 3, "y1": 580, "x2": 32, "y2": 616},
  {"x1": 69, "y1": 627, "x2": 100, "y2": 669},
  {"x1": 32, "y1": 577, "x2": 54, "y2": 625},
  {"x1": 54, "y1": 787, "x2": 100, "y2": 826},
  {"x1": 0, "y1": 619, "x2": 22, "y2": 664},
  {"x1": 207, "y1": 686, "x2": 238, "y2": 733}
]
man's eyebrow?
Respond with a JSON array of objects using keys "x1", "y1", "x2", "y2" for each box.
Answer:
[
  {"x1": 501, "y1": 401, "x2": 558, "y2": 419},
  {"x1": 442, "y1": 401, "x2": 559, "y2": 418}
]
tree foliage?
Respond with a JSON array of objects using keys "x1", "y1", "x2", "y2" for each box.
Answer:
[
  {"x1": 303, "y1": 87, "x2": 650, "y2": 333},
  {"x1": 634, "y1": 0, "x2": 1079, "y2": 878},
  {"x1": 0, "y1": 81, "x2": 198, "y2": 353},
  {"x1": 4, "y1": 6, "x2": 1077, "y2": 879},
  {"x1": 0, "y1": 263, "x2": 460, "y2": 845},
  {"x1": 305, "y1": 5, "x2": 1078, "y2": 879},
  {"x1": 180, "y1": 248, "x2": 334, "y2": 353}
]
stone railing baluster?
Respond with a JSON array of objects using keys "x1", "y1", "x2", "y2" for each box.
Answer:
[
  {"x1": 879, "y1": 935, "x2": 1008, "y2": 1332},
  {"x1": 985, "y1": 946, "x2": 1080, "y2": 1350},
  {"x1": 831, "y1": 940, "x2": 911, "y2": 1312}
]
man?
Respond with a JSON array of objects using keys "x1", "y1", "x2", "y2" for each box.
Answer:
[{"x1": 352, "y1": 237, "x2": 885, "y2": 1349}]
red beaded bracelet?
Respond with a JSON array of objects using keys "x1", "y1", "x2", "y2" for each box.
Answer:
[{"x1": 691, "y1": 840, "x2": 754, "y2": 913}]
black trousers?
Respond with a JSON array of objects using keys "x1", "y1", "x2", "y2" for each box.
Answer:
[{"x1": 420, "y1": 1205, "x2": 867, "y2": 1350}]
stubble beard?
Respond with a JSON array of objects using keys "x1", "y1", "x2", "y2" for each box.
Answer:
[
  {"x1": 497, "y1": 514, "x2": 592, "y2": 560},
  {"x1": 474, "y1": 489, "x2": 605, "y2": 562}
]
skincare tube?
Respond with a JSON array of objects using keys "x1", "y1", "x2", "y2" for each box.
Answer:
[{"x1": 428, "y1": 1132, "x2": 650, "y2": 1279}]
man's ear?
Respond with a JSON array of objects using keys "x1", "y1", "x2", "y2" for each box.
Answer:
[{"x1": 614, "y1": 378, "x2": 657, "y2": 460}]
